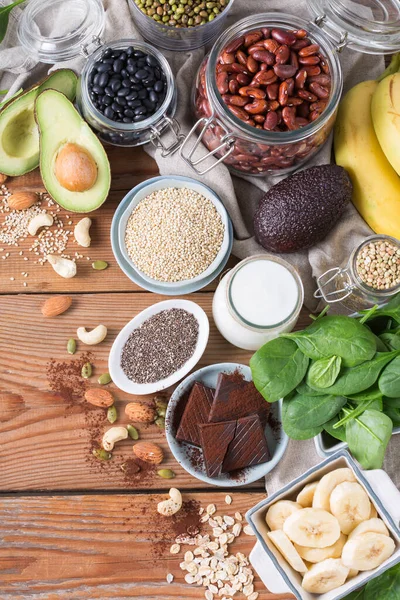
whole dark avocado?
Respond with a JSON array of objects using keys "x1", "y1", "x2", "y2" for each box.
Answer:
[{"x1": 254, "y1": 165, "x2": 352, "y2": 253}]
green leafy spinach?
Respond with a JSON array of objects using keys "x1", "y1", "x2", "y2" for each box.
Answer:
[
  {"x1": 284, "y1": 393, "x2": 347, "y2": 429},
  {"x1": 345, "y1": 409, "x2": 393, "y2": 469},
  {"x1": 306, "y1": 355, "x2": 342, "y2": 389},
  {"x1": 281, "y1": 397, "x2": 324, "y2": 440},
  {"x1": 379, "y1": 355, "x2": 400, "y2": 398}
]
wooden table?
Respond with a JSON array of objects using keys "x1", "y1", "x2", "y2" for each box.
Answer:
[{"x1": 0, "y1": 145, "x2": 310, "y2": 599}]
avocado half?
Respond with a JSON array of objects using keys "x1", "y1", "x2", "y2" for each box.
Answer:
[
  {"x1": 35, "y1": 89, "x2": 111, "y2": 213},
  {"x1": 0, "y1": 70, "x2": 77, "y2": 176}
]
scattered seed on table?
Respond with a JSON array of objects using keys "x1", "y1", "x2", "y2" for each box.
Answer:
[
  {"x1": 124, "y1": 187, "x2": 224, "y2": 282},
  {"x1": 120, "y1": 308, "x2": 199, "y2": 384}
]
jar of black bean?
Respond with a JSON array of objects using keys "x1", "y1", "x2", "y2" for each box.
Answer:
[{"x1": 77, "y1": 40, "x2": 183, "y2": 150}]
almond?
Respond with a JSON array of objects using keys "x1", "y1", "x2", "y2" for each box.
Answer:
[
  {"x1": 7, "y1": 192, "x2": 38, "y2": 210},
  {"x1": 85, "y1": 388, "x2": 114, "y2": 408},
  {"x1": 125, "y1": 401, "x2": 156, "y2": 423},
  {"x1": 132, "y1": 441, "x2": 164, "y2": 465},
  {"x1": 0, "y1": 174, "x2": 7, "y2": 185},
  {"x1": 41, "y1": 295, "x2": 72, "y2": 317}
]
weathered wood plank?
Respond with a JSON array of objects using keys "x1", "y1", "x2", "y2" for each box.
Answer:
[{"x1": 0, "y1": 492, "x2": 295, "y2": 599}]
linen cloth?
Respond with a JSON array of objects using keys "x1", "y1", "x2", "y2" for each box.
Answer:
[{"x1": 0, "y1": 0, "x2": 398, "y2": 494}]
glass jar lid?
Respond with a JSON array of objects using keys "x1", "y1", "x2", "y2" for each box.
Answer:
[
  {"x1": 308, "y1": 0, "x2": 400, "y2": 54},
  {"x1": 18, "y1": 0, "x2": 105, "y2": 63}
]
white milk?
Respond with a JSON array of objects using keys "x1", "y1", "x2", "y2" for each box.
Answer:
[{"x1": 212, "y1": 256, "x2": 303, "y2": 351}]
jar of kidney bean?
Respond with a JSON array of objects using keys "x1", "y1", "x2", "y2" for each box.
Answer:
[{"x1": 180, "y1": 13, "x2": 343, "y2": 176}]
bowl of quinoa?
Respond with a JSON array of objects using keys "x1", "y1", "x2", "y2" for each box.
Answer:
[{"x1": 115, "y1": 176, "x2": 231, "y2": 293}]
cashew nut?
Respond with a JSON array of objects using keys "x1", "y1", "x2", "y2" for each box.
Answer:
[
  {"x1": 102, "y1": 426, "x2": 128, "y2": 451},
  {"x1": 28, "y1": 213, "x2": 53, "y2": 236},
  {"x1": 74, "y1": 217, "x2": 92, "y2": 248},
  {"x1": 157, "y1": 488, "x2": 182, "y2": 516},
  {"x1": 77, "y1": 324, "x2": 107, "y2": 345},
  {"x1": 47, "y1": 254, "x2": 77, "y2": 278}
]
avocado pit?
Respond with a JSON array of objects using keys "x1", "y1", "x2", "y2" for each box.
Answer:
[{"x1": 54, "y1": 143, "x2": 98, "y2": 192}]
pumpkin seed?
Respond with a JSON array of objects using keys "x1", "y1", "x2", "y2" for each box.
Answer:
[
  {"x1": 127, "y1": 424, "x2": 139, "y2": 440},
  {"x1": 157, "y1": 406, "x2": 166, "y2": 418},
  {"x1": 92, "y1": 260, "x2": 108, "y2": 271},
  {"x1": 157, "y1": 468, "x2": 175, "y2": 479},
  {"x1": 154, "y1": 396, "x2": 168, "y2": 411},
  {"x1": 92, "y1": 448, "x2": 111, "y2": 460},
  {"x1": 107, "y1": 404, "x2": 117, "y2": 424},
  {"x1": 98, "y1": 372, "x2": 112, "y2": 385},
  {"x1": 67, "y1": 338, "x2": 76, "y2": 354},
  {"x1": 155, "y1": 416, "x2": 165, "y2": 429},
  {"x1": 81, "y1": 362, "x2": 92, "y2": 378}
]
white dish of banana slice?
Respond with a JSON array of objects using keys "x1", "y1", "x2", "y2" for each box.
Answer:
[{"x1": 246, "y1": 450, "x2": 400, "y2": 600}]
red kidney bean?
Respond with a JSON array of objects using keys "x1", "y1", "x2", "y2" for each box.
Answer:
[
  {"x1": 254, "y1": 114, "x2": 265, "y2": 123},
  {"x1": 275, "y1": 45, "x2": 290, "y2": 64},
  {"x1": 217, "y1": 72, "x2": 229, "y2": 94},
  {"x1": 308, "y1": 73, "x2": 331, "y2": 86},
  {"x1": 310, "y1": 100, "x2": 327, "y2": 112},
  {"x1": 299, "y1": 55, "x2": 320, "y2": 65},
  {"x1": 261, "y1": 27, "x2": 271, "y2": 38},
  {"x1": 309, "y1": 81, "x2": 329, "y2": 99},
  {"x1": 225, "y1": 36, "x2": 244, "y2": 54},
  {"x1": 278, "y1": 81, "x2": 289, "y2": 106},
  {"x1": 228, "y1": 105, "x2": 249, "y2": 120},
  {"x1": 319, "y1": 53, "x2": 330, "y2": 74},
  {"x1": 292, "y1": 39, "x2": 311, "y2": 50},
  {"x1": 295, "y1": 117, "x2": 309, "y2": 127},
  {"x1": 248, "y1": 42, "x2": 266, "y2": 54},
  {"x1": 229, "y1": 78, "x2": 240, "y2": 94},
  {"x1": 273, "y1": 64, "x2": 297, "y2": 79},
  {"x1": 237, "y1": 73, "x2": 251, "y2": 85},
  {"x1": 303, "y1": 65, "x2": 321, "y2": 76},
  {"x1": 271, "y1": 28, "x2": 296, "y2": 46},
  {"x1": 298, "y1": 43, "x2": 320, "y2": 57},
  {"x1": 223, "y1": 94, "x2": 248, "y2": 106},
  {"x1": 266, "y1": 82, "x2": 279, "y2": 99},
  {"x1": 231, "y1": 63, "x2": 248, "y2": 73},
  {"x1": 268, "y1": 100, "x2": 280, "y2": 111},
  {"x1": 298, "y1": 89, "x2": 318, "y2": 102},
  {"x1": 295, "y1": 68, "x2": 307, "y2": 89},
  {"x1": 263, "y1": 39, "x2": 279, "y2": 53},
  {"x1": 286, "y1": 77, "x2": 295, "y2": 95},
  {"x1": 234, "y1": 154, "x2": 259, "y2": 163},
  {"x1": 252, "y1": 70, "x2": 277, "y2": 85},
  {"x1": 264, "y1": 111, "x2": 278, "y2": 130},
  {"x1": 293, "y1": 29, "x2": 308, "y2": 39},
  {"x1": 239, "y1": 86, "x2": 266, "y2": 99},
  {"x1": 246, "y1": 56, "x2": 259, "y2": 73},
  {"x1": 282, "y1": 106, "x2": 297, "y2": 129},
  {"x1": 297, "y1": 102, "x2": 310, "y2": 118},
  {"x1": 236, "y1": 50, "x2": 248, "y2": 66},
  {"x1": 244, "y1": 31, "x2": 263, "y2": 47},
  {"x1": 252, "y1": 49, "x2": 275, "y2": 65},
  {"x1": 221, "y1": 51, "x2": 235, "y2": 64},
  {"x1": 244, "y1": 99, "x2": 268, "y2": 114},
  {"x1": 310, "y1": 109, "x2": 322, "y2": 121},
  {"x1": 287, "y1": 96, "x2": 303, "y2": 106},
  {"x1": 290, "y1": 51, "x2": 299, "y2": 69}
]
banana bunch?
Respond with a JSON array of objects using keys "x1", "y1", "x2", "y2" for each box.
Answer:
[
  {"x1": 265, "y1": 467, "x2": 395, "y2": 594},
  {"x1": 334, "y1": 60, "x2": 400, "y2": 238}
]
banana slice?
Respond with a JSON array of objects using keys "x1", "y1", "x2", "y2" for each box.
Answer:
[
  {"x1": 348, "y1": 518, "x2": 389, "y2": 540},
  {"x1": 313, "y1": 468, "x2": 356, "y2": 511},
  {"x1": 330, "y1": 482, "x2": 371, "y2": 535},
  {"x1": 297, "y1": 481, "x2": 319, "y2": 508},
  {"x1": 294, "y1": 533, "x2": 347, "y2": 563},
  {"x1": 302, "y1": 558, "x2": 349, "y2": 593},
  {"x1": 267, "y1": 530, "x2": 308, "y2": 574},
  {"x1": 342, "y1": 532, "x2": 395, "y2": 571},
  {"x1": 265, "y1": 500, "x2": 302, "y2": 531},
  {"x1": 369, "y1": 503, "x2": 378, "y2": 519},
  {"x1": 348, "y1": 568, "x2": 359, "y2": 579},
  {"x1": 283, "y1": 508, "x2": 341, "y2": 548}
]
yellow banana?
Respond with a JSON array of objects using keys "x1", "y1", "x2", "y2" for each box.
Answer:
[
  {"x1": 334, "y1": 80, "x2": 400, "y2": 238},
  {"x1": 372, "y1": 73, "x2": 400, "y2": 176}
]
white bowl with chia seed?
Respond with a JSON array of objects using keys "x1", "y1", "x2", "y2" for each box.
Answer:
[
  {"x1": 115, "y1": 175, "x2": 232, "y2": 294},
  {"x1": 108, "y1": 299, "x2": 209, "y2": 395}
]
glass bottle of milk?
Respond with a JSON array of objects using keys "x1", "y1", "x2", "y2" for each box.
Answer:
[{"x1": 212, "y1": 255, "x2": 304, "y2": 351}]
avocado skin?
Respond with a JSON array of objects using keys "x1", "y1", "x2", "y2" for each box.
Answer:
[{"x1": 254, "y1": 165, "x2": 352, "y2": 253}]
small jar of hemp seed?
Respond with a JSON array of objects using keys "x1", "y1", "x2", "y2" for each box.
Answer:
[{"x1": 314, "y1": 235, "x2": 400, "y2": 312}]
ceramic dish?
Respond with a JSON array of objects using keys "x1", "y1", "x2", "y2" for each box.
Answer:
[
  {"x1": 165, "y1": 362, "x2": 288, "y2": 487},
  {"x1": 314, "y1": 426, "x2": 400, "y2": 459},
  {"x1": 108, "y1": 299, "x2": 209, "y2": 395},
  {"x1": 246, "y1": 449, "x2": 400, "y2": 600},
  {"x1": 111, "y1": 175, "x2": 233, "y2": 295}
]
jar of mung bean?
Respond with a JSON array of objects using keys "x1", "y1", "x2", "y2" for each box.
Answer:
[
  {"x1": 18, "y1": 0, "x2": 184, "y2": 152},
  {"x1": 127, "y1": 0, "x2": 235, "y2": 52},
  {"x1": 315, "y1": 235, "x2": 400, "y2": 312}
]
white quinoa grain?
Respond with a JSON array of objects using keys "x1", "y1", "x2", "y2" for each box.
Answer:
[{"x1": 124, "y1": 187, "x2": 225, "y2": 282}]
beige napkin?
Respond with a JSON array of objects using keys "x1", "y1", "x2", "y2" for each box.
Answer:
[{"x1": 1, "y1": 0, "x2": 398, "y2": 495}]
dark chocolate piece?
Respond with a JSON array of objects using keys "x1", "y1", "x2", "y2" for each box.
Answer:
[
  {"x1": 208, "y1": 371, "x2": 269, "y2": 425},
  {"x1": 176, "y1": 381, "x2": 214, "y2": 447},
  {"x1": 222, "y1": 414, "x2": 270, "y2": 472},
  {"x1": 199, "y1": 420, "x2": 236, "y2": 478}
]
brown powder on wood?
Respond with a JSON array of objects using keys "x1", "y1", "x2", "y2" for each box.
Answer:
[
  {"x1": 149, "y1": 498, "x2": 203, "y2": 558},
  {"x1": 46, "y1": 352, "x2": 94, "y2": 405}
]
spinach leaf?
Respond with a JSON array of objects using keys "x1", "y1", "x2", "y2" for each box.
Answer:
[
  {"x1": 364, "y1": 562, "x2": 400, "y2": 600},
  {"x1": 346, "y1": 385, "x2": 383, "y2": 404},
  {"x1": 281, "y1": 397, "x2": 324, "y2": 440},
  {"x1": 379, "y1": 332, "x2": 400, "y2": 351},
  {"x1": 285, "y1": 393, "x2": 347, "y2": 429},
  {"x1": 384, "y1": 403, "x2": 400, "y2": 426},
  {"x1": 250, "y1": 337, "x2": 309, "y2": 403},
  {"x1": 0, "y1": 0, "x2": 26, "y2": 43},
  {"x1": 296, "y1": 381, "x2": 326, "y2": 396},
  {"x1": 282, "y1": 316, "x2": 376, "y2": 367},
  {"x1": 306, "y1": 356, "x2": 342, "y2": 389},
  {"x1": 378, "y1": 355, "x2": 400, "y2": 398},
  {"x1": 383, "y1": 396, "x2": 400, "y2": 408},
  {"x1": 343, "y1": 589, "x2": 365, "y2": 600},
  {"x1": 345, "y1": 409, "x2": 393, "y2": 469},
  {"x1": 334, "y1": 398, "x2": 381, "y2": 429},
  {"x1": 324, "y1": 415, "x2": 347, "y2": 442},
  {"x1": 360, "y1": 293, "x2": 400, "y2": 326},
  {"x1": 310, "y1": 351, "x2": 400, "y2": 397}
]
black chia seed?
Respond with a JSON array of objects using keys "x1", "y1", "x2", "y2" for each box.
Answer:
[{"x1": 120, "y1": 308, "x2": 199, "y2": 384}]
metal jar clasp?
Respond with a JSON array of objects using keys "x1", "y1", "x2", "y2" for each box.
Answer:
[
  {"x1": 149, "y1": 116, "x2": 185, "y2": 157},
  {"x1": 314, "y1": 267, "x2": 354, "y2": 303},
  {"x1": 179, "y1": 116, "x2": 235, "y2": 175}
]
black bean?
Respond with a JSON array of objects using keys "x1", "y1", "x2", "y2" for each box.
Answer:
[
  {"x1": 103, "y1": 57, "x2": 114, "y2": 64},
  {"x1": 105, "y1": 86, "x2": 113, "y2": 96},
  {"x1": 113, "y1": 59, "x2": 123, "y2": 73},
  {"x1": 127, "y1": 46, "x2": 134, "y2": 56},
  {"x1": 121, "y1": 68, "x2": 129, "y2": 77},
  {"x1": 124, "y1": 109, "x2": 134, "y2": 117},
  {"x1": 137, "y1": 59, "x2": 146, "y2": 68},
  {"x1": 120, "y1": 52, "x2": 127, "y2": 61},
  {"x1": 146, "y1": 55, "x2": 159, "y2": 67},
  {"x1": 143, "y1": 99, "x2": 155, "y2": 110},
  {"x1": 127, "y1": 64, "x2": 136, "y2": 75},
  {"x1": 92, "y1": 73, "x2": 100, "y2": 86},
  {"x1": 111, "y1": 102, "x2": 121, "y2": 112},
  {"x1": 92, "y1": 84, "x2": 104, "y2": 95},
  {"x1": 135, "y1": 69, "x2": 148, "y2": 80},
  {"x1": 129, "y1": 99, "x2": 142, "y2": 108},
  {"x1": 103, "y1": 48, "x2": 112, "y2": 58},
  {"x1": 149, "y1": 90, "x2": 158, "y2": 103},
  {"x1": 142, "y1": 78, "x2": 155, "y2": 86},
  {"x1": 122, "y1": 78, "x2": 131, "y2": 87},
  {"x1": 103, "y1": 95, "x2": 113, "y2": 105},
  {"x1": 138, "y1": 88, "x2": 148, "y2": 99},
  {"x1": 154, "y1": 80, "x2": 164, "y2": 93},
  {"x1": 134, "y1": 114, "x2": 146, "y2": 122},
  {"x1": 123, "y1": 117, "x2": 133, "y2": 123},
  {"x1": 116, "y1": 96, "x2": 127, "y2": 106},
  {"x1": 111, "y1": 79, "x2": 122, "y2": 92},
  {"x1": 134, "y1": 50, "x2": 145, "y2": 58},
  {"x1": 98, "y1": 72, "x2": 109, "y2": 87},
  {"x1": 117, "y1": 87, "x2": 130, "y2": 97},
  {"x1": 134, "y1": 105, "x2": 146, "y2": 115},
  {"x1": 126, "y1": 91, "x2": 138, "y2": 100}
]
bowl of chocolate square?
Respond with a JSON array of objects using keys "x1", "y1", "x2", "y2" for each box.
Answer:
[{"x1": 165, "y1": 363, "x2": 289, "y2": 487}]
